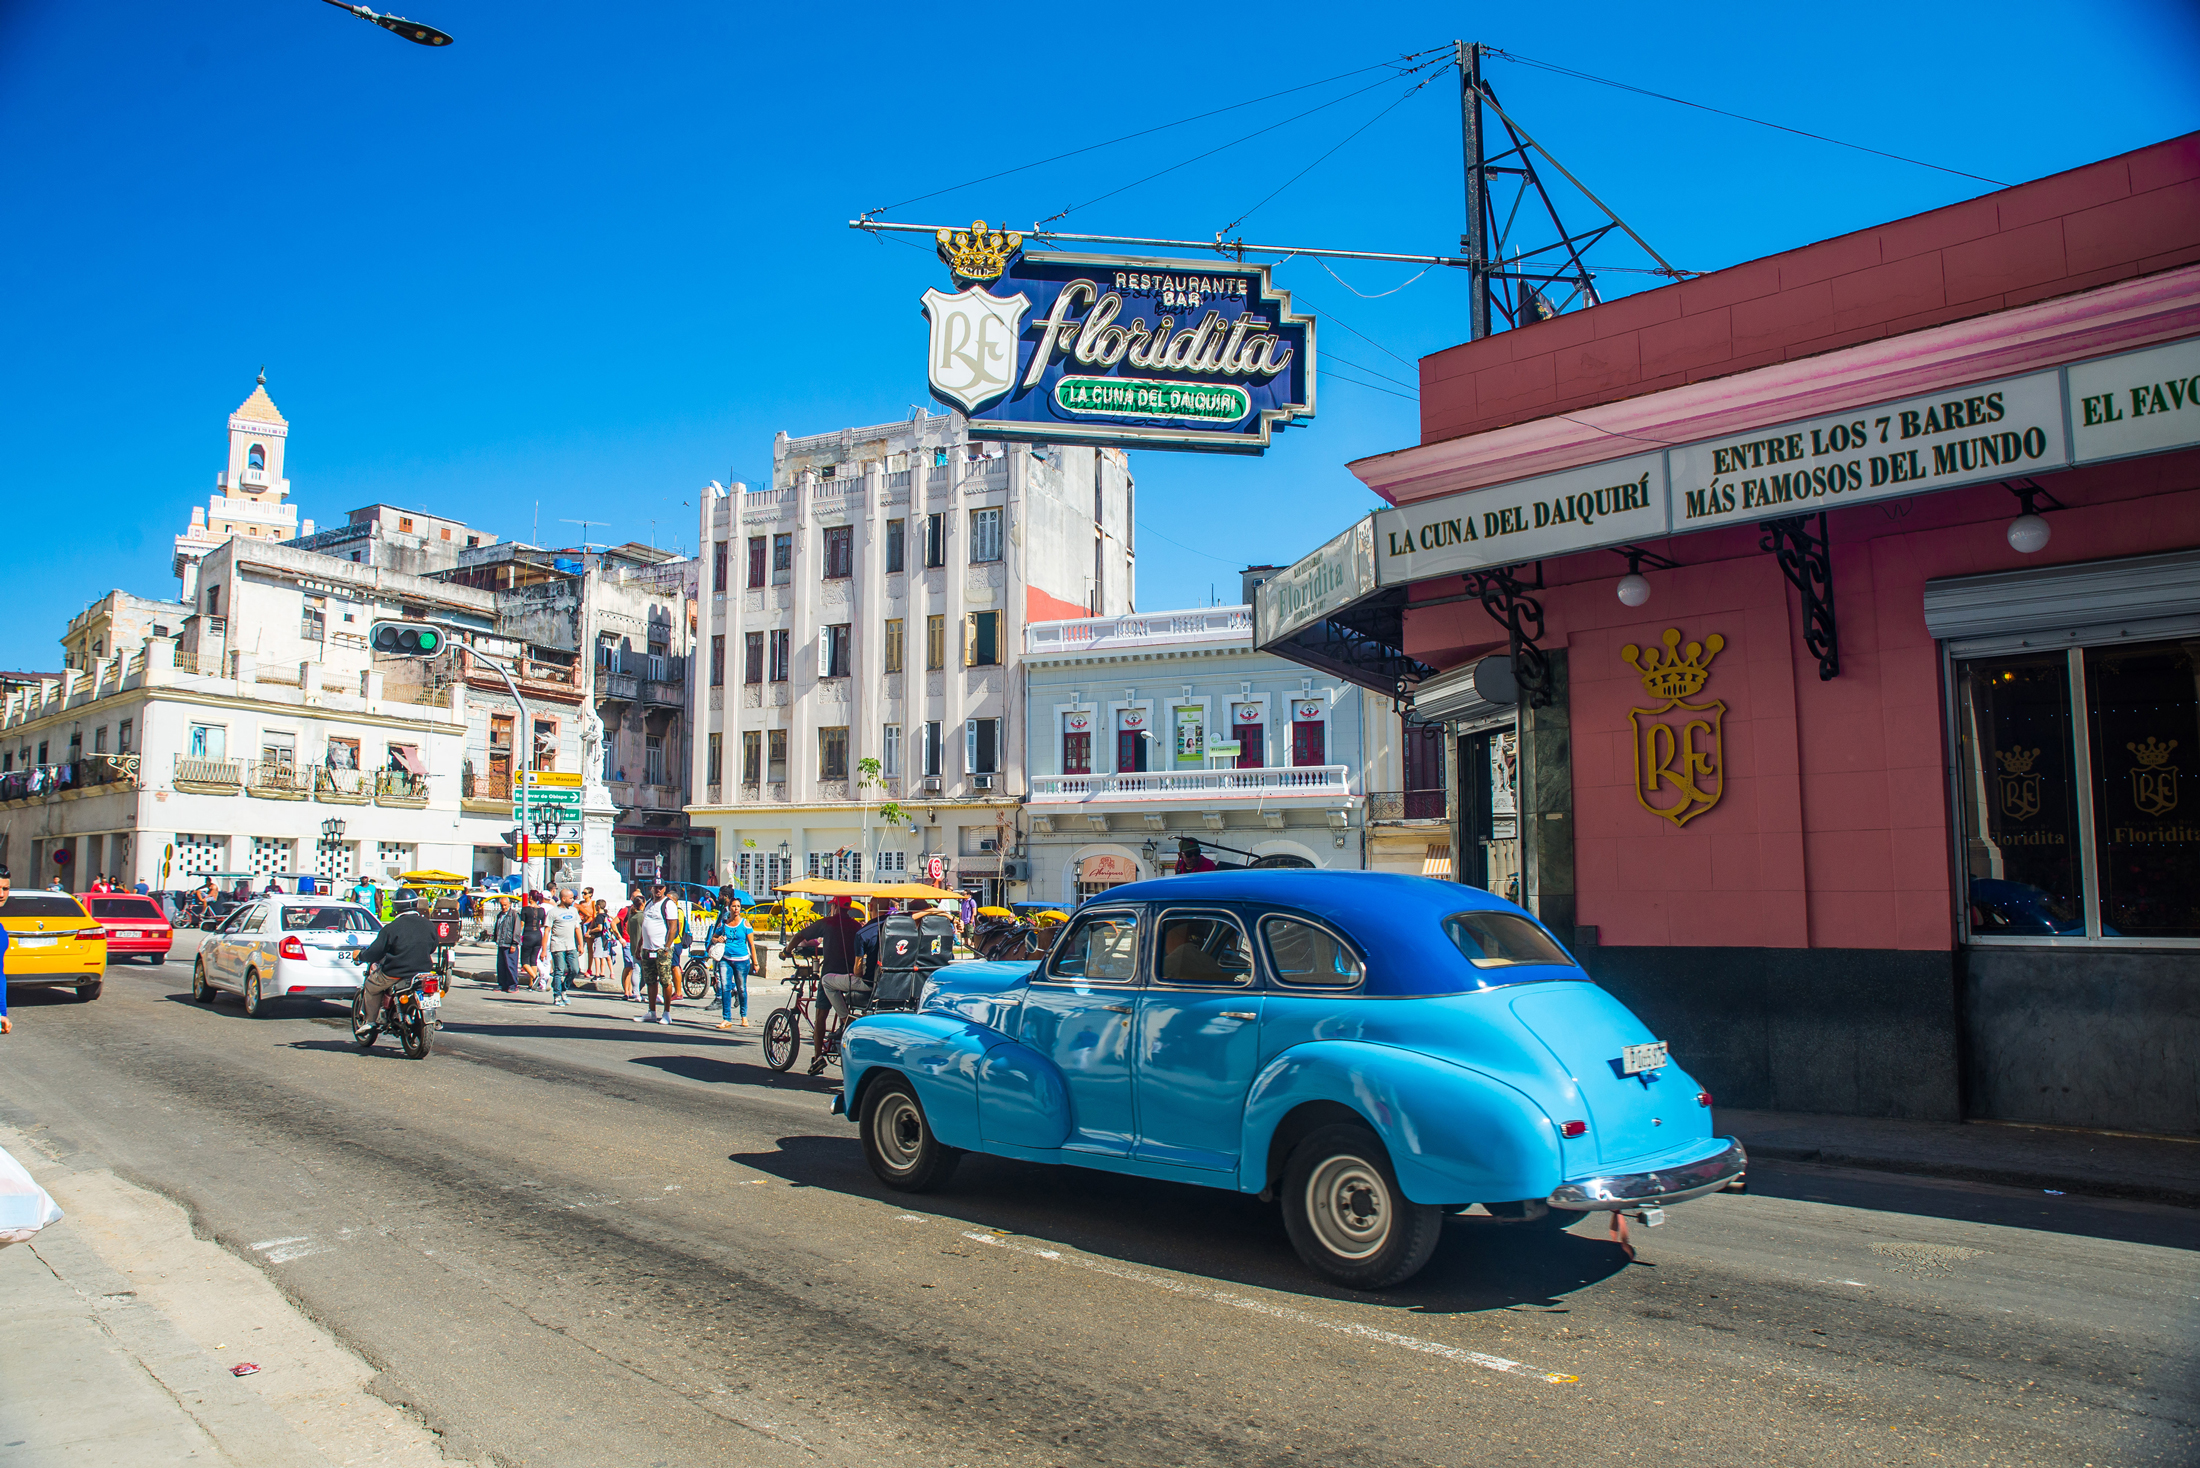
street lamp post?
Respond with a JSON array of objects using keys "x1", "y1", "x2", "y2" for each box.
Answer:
[
  {"x1": 530, "y1": 811, "x2": 563, "y2": 892},
  {"x1": 319, "y1": 817, "x2": 346, "y2": 893},
  {"x1": 318, "y1": 0, "x2": 454, "y2": 45}
]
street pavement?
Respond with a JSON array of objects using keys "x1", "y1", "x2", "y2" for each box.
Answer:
[{"x1": 2, "y1": 931, "x2": 2194, "y2": 1467}]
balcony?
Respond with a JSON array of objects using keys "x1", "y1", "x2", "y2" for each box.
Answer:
[
  {"x1": 1024, "y1": 606, "x2": 1252, "y2": 658},
  {"x1": 599, "y1": 670, "x2": 640, "y2": 703},
  {"x1": 463, "y1": 766, "x2": 513, "y2": 801},
  {"x1": 1028, "y1": 764, "x2": 1354, "y2": 803},
  {"x1": 1368, "y1": 789, "x2": 1448, "y2": 822},
  {"x1": 375, "y1": 770, "x2": 430, "y2": 807},
  {"x1": 246, "y1": 760, "x2": 310, "y2": 800},
  {"x1": 174, "y1": 755, "x2": 243, "y2": 791},
  {"x1": 77, "y1": 753, "x2": 140, "y2": 789},
  {"x1": 315, "y1": 766, "x2": 370, "y2": 803},
  {"x1": 643, "y1": 678, "x2": 685, "y2": 708}
]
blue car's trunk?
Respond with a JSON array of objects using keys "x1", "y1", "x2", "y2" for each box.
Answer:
[{"x1": 1507, "y1": 983, "x2": 1706, "y2": 1171}]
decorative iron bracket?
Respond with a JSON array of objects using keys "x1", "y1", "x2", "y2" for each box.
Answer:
[
  {"x1": 1463, "y1": 563, "x2": 1553, "y2": 708},
  {"x1": 1760, "y1": 513, "x2": 1839, "y2": 681},
  {"x1": 1612, "y1": 545, "x2": 1680, "y2": 576},
  {"x1": 2001, "y1": 476, "x2": 2067, "y2": 516}
]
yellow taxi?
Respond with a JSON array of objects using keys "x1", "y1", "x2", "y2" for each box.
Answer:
[{"x1": 3, "y1": 889, "x2": 108, "y2": 1001}]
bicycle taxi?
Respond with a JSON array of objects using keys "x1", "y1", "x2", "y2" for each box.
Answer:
[{"x1": 759, "y1": 877, "x2": 963, "y2": 1074}]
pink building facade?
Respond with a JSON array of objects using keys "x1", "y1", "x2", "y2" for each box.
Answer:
[{"x1": 1257, "y1": 135, "x2": 2200, "y2": 1129}]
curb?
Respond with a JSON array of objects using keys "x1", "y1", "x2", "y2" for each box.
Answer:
[{"x1": 1741, "y1": 1142, "x2": 2200, "y2": 1209}]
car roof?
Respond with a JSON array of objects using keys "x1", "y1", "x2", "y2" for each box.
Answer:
[{"x1": 1084, "y1": 869, "x2": 1556, "y2": 998}]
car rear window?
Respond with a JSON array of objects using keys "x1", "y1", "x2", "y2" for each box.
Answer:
[
  {"x1": 5, "y1": 894, "x2": 90, "y2": 918},
  {"x1": 91, "y1": 898, "x2": 165, "y2": 919},
  {"x1": 1443, "y1": 912, "x2": 1576, "y2": 970},
  {"x1": 281, "y1": 906, "x2": 380, "y2": 932}
]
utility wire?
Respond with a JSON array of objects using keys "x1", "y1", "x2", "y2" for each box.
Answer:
[
  {"x1": 1326, "y1": 352, "x2": 1418, "y2": 393},
  {"x1": 1326, "y1": 370, "x2": 1419, "y2": 403},
  {"x1": 866, "y1": 45, "x2": 1450, "y2": 217},
  {"x1": 1040, "y1": 52, "x2": 1451, "y2": 228},
  {"x1": 1219, "y1": 67, "x2": 1444, "y2": 234},
  {"x1": 1287, "y1": 291, "x2": 1420, "y2": 369},
  {"x1": 1487, "y1": 48, "x2": 2011, "y2": 188}
]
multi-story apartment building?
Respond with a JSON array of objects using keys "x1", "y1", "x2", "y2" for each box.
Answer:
[
  {"x1": 63, "y1": 591, "x2": 190, "y2": 674},
  {"x1": 1020, "y1": 605, "x2": 1387, "y2": 903},
  {"x1": 172, "y1": 373, "x2": 316, "y2": 600},
  {"x1": 687, "y1": 411, "x2": 1135, "y2": 904},
  {"x1": 292, "y1": 503, "x2": 500, "y2": 575}
]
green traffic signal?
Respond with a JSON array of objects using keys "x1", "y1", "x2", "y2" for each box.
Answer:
[{"x1": 370, "y1": 621, "x2": 446, "y2": 658}]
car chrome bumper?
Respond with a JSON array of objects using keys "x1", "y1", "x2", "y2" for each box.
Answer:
[{"x1": 1548, "y1": 1138, "x2": 1747, "y2": 1212}]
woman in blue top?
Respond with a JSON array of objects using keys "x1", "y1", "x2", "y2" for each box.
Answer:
[
  {"x1": 0, "y1": 867, "x2": 12, "y2": 1035},
  {"x1": 709, "y1": 888, "x2": 755, "y2": 1030}
]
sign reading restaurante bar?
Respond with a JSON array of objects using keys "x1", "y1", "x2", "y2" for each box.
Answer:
[{"x1": 921, "y1": 221, "x2": 1315, "y2": 455}]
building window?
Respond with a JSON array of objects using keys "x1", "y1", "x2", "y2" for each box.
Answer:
[
  {"x1": 766, "y1": 729, "x2": 787, "y2": 784},
  {"x1": 301, "y1": 606, "x2": 325, "y2": 641},
  {"x1": 91, "y1": 725, "x2": 108, "y2": 754},
  {"x1": 970, "y1": 507, "x2": 1002, "y2": 563},
  {"x1": 1063, "y1": 716, "x2": 1091, "y2": 775},
  {"x1": 768, "y1": 629, "x2": 790, "y2": 682},
  {"x1": 820, "y1": 726, "x2": 849, "y2": 781},
  {"x1": 744, "y1": 631, "x2": 764, "y2": 684},
  {"x1": 747, "y1": 535, "x2": 767, "y2": 588},
  {"x1": 710, "y1": 634, "x2": 725, "y2": 687},
  {"x1": 205, "y1": 584, "x2": 221, "y2": 615},
  {"x1": 820, "y1": 624, "x2": 852, "y2": 678},
  {"x1": 118, "y1": 719, "x2": 134, "y2": 754},
  {"x1": 1116, "y1": 711, "x2": 1147, "y2": 774},
  {"x1": 466, "y1": 535, "x2": 479, "y2": 548},
  {"x1": 1231, "y1": 705, "x2": 1265, "y2": 769},
  {"x1": 1957, "y1": 641, "x2": 2200, "y2": 942},
  {"x1": 712, "y1": 539, "x2": 728, "y2": 591},
  {"x1": 926, "y1": 614, "x2": 946, "y2": 671},
  {"x1": 886, "y1": 519, "x2": 905, "y2": 573},
  {"x1": 965, "y1": 717, "x2": 1000, "y2": 774},
  {"x1": 532, "y1": 718, "x2": 558, "y2": 772},
  {"x1": 921, "y1": 721, "x2": 942, "y2": 777},
  {"x1": 188, "y1": 723, "x2": 226, "y2": 760},
  {"x1": 924, "y1": 513, "x2": 946, "y2": 568},
  {"x1": 706, "y1": 733, "x2": 722, "y2": 785},
  {"x1": 440, "y1": 527, "x2": 452, "y2": 541},
  {"x1": 642, "y1": 733, "x2": 665, "y2": 785},
  {"x1": 883, "y1": 618, "x2": 904, "y2": 674},
  {"x1": 965, "y1": 611, "x2": 1000, "y2": 667},
  {"x1": 883, "y1": 724, "x2": 902, "y2": 777},
  {"x1": 1402, "y1": 723, "x2": 1446, "y2": 818},
  {"x1": 823, "y1": 525, "x2": 853, "y2": 579},
  {"x1": 741, "y1": 730, "x2": 761, "y2": 784},
  {"x1": 1291, "y1": 704, "x2": 1327, "y2": 767},
  {"x1": 398, "y1": 516, "x2": 414, "y2": 533},
  {"x1": 771, "y1": 533, "x2": 792, "y2": 585}
]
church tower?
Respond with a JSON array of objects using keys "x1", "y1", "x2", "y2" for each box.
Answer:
[{"x1": 174, "y1": 370, "x2": 315, "y2": 598}]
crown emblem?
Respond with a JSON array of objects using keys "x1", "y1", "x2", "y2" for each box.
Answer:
[
  {"x1": 1997, "y1": 746, "x2": 2041, "y2": 776},
  {"x1": 2129, "y1": 736, "x2": 2179, "y2": 769},
  {"x1": 936, "y1": 220, "x2": 1023, "y2": 282},
  {"x1": 1622, "y1": 628, "x2": 1724, "y2": 700}
]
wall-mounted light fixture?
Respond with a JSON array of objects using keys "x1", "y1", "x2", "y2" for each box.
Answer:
[
  {"x1": 2002, "y1": 477, "x2": 2064, "y2": 554},
  {"x1": 1612, "y1": 545, "x2": 1680, "y2": 607}
]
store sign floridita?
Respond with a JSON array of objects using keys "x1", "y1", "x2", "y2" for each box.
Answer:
[
  {"x1": 1253, "y1": 519, "x2": 1376, "y2": 648},
  {"x1": 922, "y1": 222, "x2": 1315, "y2": 454}
]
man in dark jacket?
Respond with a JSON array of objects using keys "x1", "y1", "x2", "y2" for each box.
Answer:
[
  {"x1": 356, "y1": 897, "x2": 440, "y2": 1030},
  {"x1": 793, "y1": 898, "x2": 864, "y2": 1074}
]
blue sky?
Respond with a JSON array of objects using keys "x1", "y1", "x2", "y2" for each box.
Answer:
[{"x1": 1, "y1": 0, "x2": 2194, "y2": 668}]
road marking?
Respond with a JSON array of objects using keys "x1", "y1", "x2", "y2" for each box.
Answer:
[{"x1": 961, "y1": 1231, "x2": 1578, "y2": 1384}]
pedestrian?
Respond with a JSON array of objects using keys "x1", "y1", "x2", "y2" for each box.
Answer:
[
  {"x1": 708, "y1": 889, "x2": 756, "y2": 1030},
  {"x1": 134, "y1": 879, "x2": 150, "y2": 895},
  {"x1": 492, "y1": 897, "x2": 522, "y2": 992},
  {"x1": 614, "y1": 895, "x2": 638, "y2": 998},
  {"x1": 0, "y1": 865, "x2": 12, "y2": 1035},
  {"x1": 544, "y1": 888, "x2": 583, "y2": 1008},
  {"x1": 627, "y1": 884, "x2": 677, "y2": 1023},
  {"x1": 519, "y1": 890, "x2": 547, "y2": 990}
]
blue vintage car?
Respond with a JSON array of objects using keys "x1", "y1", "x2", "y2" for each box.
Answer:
[{"x1": 836, "y1": 870, "x2": 1745, "y2": 1288}]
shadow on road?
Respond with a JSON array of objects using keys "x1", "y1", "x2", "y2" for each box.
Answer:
[
  {"x1": 726, "y1": 1130, "x2": 1632, "y2": 1315},
  {"x1": 1742, "y1": 1159, "x2": 2200, "y2": 1251}
]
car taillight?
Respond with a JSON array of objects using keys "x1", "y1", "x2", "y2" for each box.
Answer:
[
  {"x1": 421, "y1": 977, "x2": 439, "y2": 997},
  {"x1": 1560, "y1": 1120, "x2": 1587, "y2": 1138},
  {"x1": 279, "y1": 936, "x2": 307, "y2": 960},
  {"x1": 1697, "y1": 1090, "x2": 1714, "y2": 1108}
]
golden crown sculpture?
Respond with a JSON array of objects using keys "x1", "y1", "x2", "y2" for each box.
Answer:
[
  {"x1": 1997, "y1": 746, "x2": 2041, "y2": 776},
  {"x1": 1622, "y1": 628, "x2": 1725, "y2": 700},
  {"x1": 936, "y1": 220, "x2": 1023, "y2": 282},
  {"x1": 2129, "y1": 736, "x2": 2180, "y2": 769}
]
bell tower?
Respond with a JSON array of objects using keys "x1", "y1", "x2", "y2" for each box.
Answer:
[{"x1": 174, "y1": 369, "x2": 314, "y2": 598}]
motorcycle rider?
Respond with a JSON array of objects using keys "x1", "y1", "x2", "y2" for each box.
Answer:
[{"x1": 354, "y1": 895, "x2": 441, "y2": 1031}]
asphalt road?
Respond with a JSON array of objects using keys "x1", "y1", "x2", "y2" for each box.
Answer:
[{"x1": 5, "y1": 934, "x2": 2195, "y2": 1467}]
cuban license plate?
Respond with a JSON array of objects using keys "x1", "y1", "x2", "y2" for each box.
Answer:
[
  {"x1": 420, "y1": 995, "x2": 442, "y2": 1012},
  {"x1": 115, "y1": 931, "x2": 141, "y2": 940},
  {"x1": 1620, "y1": 1041, "x2": 1669, "y2": 1075},
  {"x1": 17, "y1": 936, "x2": 56, "y2": 949}
]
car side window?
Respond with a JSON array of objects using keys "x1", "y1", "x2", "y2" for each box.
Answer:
[
  {"x1": 1261, "y1": 915, "x2": 1365, "y2": 989},
  {"x1": 1152, "y1": 910, "x2": 1254, "y2": 988},
  {"x1": 1045, "y1": 909, "x2": 1142, "y2": 983},
  {"x1": 222, "y1": 903, "x2": 261, "y2": 935}
]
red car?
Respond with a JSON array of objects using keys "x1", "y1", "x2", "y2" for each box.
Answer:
[{"x1": 87, "y1": 894, "x2": 174, "y2": 963}]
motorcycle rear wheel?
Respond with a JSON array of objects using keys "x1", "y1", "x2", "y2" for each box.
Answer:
[
  {"x1": 400, "y1": 1006, "x2": 432, "y2": 1060},
  {"x1": 762, "y1": 1007, "x2": 800, "y2": 1071}
]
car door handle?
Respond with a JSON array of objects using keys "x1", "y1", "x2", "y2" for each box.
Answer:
[
  {"x1": 1218, "y1": 1011, "x2": 1257, "y2": 1020},
  {"x1": 1100, "y1": 1003, "x2": 1132, "y2": 1013}
]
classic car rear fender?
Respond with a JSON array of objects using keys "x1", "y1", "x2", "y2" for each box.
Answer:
[
  {"x1": 842, "y1": 1012, "x2": 993, "y2": 1151},
  {"x1": 1241, "y1": 1041, "x2": 1566, "y2": 1207}
]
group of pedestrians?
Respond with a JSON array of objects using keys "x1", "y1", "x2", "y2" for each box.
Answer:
[{"x1": 477, "y1": 882, "x2": 760, "y2": 1030}]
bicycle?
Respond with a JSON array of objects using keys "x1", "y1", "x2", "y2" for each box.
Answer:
[{"x1": 762, "y1": 941, "x2": 829, "y2": 1072}]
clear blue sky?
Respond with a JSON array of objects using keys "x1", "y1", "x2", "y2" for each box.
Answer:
[{"x1": 2, "y1": 1, "x2": 2194, "y2": 668}]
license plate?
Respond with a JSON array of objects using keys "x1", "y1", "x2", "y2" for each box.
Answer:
[
  {"x1": 1620, "y1": 1041, "x2": 1668, "y2": 1075},
  {"x1": 116, "y1": 931, "x2": 141, "y2": 940},
  {"x1": 421, "y1": 995, "x2": 442, "y2": 1012},
  {"x1": 17, "y1": 936, "x2": 56, "y2": 949}
]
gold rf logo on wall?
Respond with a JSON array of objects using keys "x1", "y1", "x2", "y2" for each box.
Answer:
[{"x1": 1624, "y1": 628, "x2": 1726, "y2": 827}]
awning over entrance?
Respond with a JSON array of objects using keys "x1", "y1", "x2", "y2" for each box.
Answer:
[{"x1": 1257, "y1": 318, "x2": 2200, "y2": 693}]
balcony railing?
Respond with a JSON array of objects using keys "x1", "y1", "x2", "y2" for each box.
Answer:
[
  {"x1": 1028, "y1": 764, "x2": 1353, "y2": 803},
  {"x1": 78, "y1": 753, "x2": 140, "y2": 788},
  {"x1": 1025, "y1": 606, "x2": 1252, "y2": 656},
  {"x1": 599, "y1": 670, "x2": 640, "y2": 702},
  {"x1": 463, "y1": 766, "x2": 513, "y2": 801},
  {"x1": 175, "y1": 755, "x2": 243, "y2": 787},
  {"x1": 316, "y1": 766, "x2": 369, "y2": 800},
  {"x1": 375, "y1": 770, "x2": 429, "y2": 803},
  {"x1": 1368, "y1": 789, "x2": 1447, "y2": 821},
  {"x1": 246, "y1": 759, "x2": 310, "y2": 796}
]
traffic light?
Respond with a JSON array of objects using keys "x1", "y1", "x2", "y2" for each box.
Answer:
[{"x1": 370, "y1": 621, "x2": 444, "y2": 658}]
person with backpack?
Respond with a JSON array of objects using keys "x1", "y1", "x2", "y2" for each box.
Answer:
[
  {"x1": 707, "y1": 889, "x2": 756, "y2": 1030},
  {"x1": 627, "y1": 882, "x2": 681, "y2": 1023}
]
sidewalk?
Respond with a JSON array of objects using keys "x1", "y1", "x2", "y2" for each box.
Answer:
[
  {"x1": 0, "y1": 1127, "x2": 468, "y2": 1467},
  {"x1": 1720, "y1": 1107, "x2": 2200, "y2": 1207}
]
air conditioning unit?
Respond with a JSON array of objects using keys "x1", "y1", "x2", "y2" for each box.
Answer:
[
  {"x1": 920, "y1": 776, "x2": 942, "y2": 793},
  {"x1": 978, "y1": 838, "x2": 998, "y2": 852},
  {"x1": 972, "y1": 774, "x2": 995, "y2": 791},
  {"x1": 1001, "y1": 858, "x2": 1030, "y2": 882}
]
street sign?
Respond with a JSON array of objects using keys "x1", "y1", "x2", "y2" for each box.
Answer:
[
  {"x1": 925, "y1": 855, "x2": 945, "y2": 885},
  {"x1": 515, "y1": 770, "x2": 583, "y2": 821},
  {"x1": 1207, "y1": 740, "x2": 1242, "y2": 757}
]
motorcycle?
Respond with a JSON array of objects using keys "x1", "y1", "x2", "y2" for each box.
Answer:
[{"x1": 350, "y1": 964, "x2": 440, "y2": 1060}]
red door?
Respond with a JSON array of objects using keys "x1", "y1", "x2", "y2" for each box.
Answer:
[
  {"x1": 1235, "y1": 724, "x2": 1264, "y2": 768},
  {"x1": 1291, "y1": 720, "x2": 1326, "y2": 767},
  {"x1": 1117, "y1": 730, "x2": 1147, "y2": 773}
]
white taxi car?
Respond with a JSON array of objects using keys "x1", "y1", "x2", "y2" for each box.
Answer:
[{"x1": 192, "y1": 896, "x2": 381, "y2": 1017}]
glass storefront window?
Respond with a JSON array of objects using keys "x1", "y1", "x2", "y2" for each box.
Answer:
[
  {"x1": 2085, "y1": 640, "x2": 2200, "y2": 939},
  {"x1": 1955, "y1": 638, "x2": 2200, "y2": 942}
]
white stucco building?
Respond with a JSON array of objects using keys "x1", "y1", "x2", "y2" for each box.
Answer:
[{"x1": 173, "y1": 373, "x2": 315, "y2": 601}]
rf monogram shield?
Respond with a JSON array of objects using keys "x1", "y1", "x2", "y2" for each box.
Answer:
[
  {"x1": 1631, "y1": 699, "x2": 1726, "y2": 826},
  {"x1": 922, "y1": 285, "x2": 1028, "y2": 413}
]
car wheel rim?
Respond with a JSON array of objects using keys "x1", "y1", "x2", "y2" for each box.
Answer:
[
  {"x1": 247, "y1": 976, "x2": 259, "y2": 1009},
  {"x1": 1305, "y1": 1154, "x2": 1391, "y2": 1260},
  {"x1": 874, "y1": 1095, "x2": 924, "y2": 1175}
]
